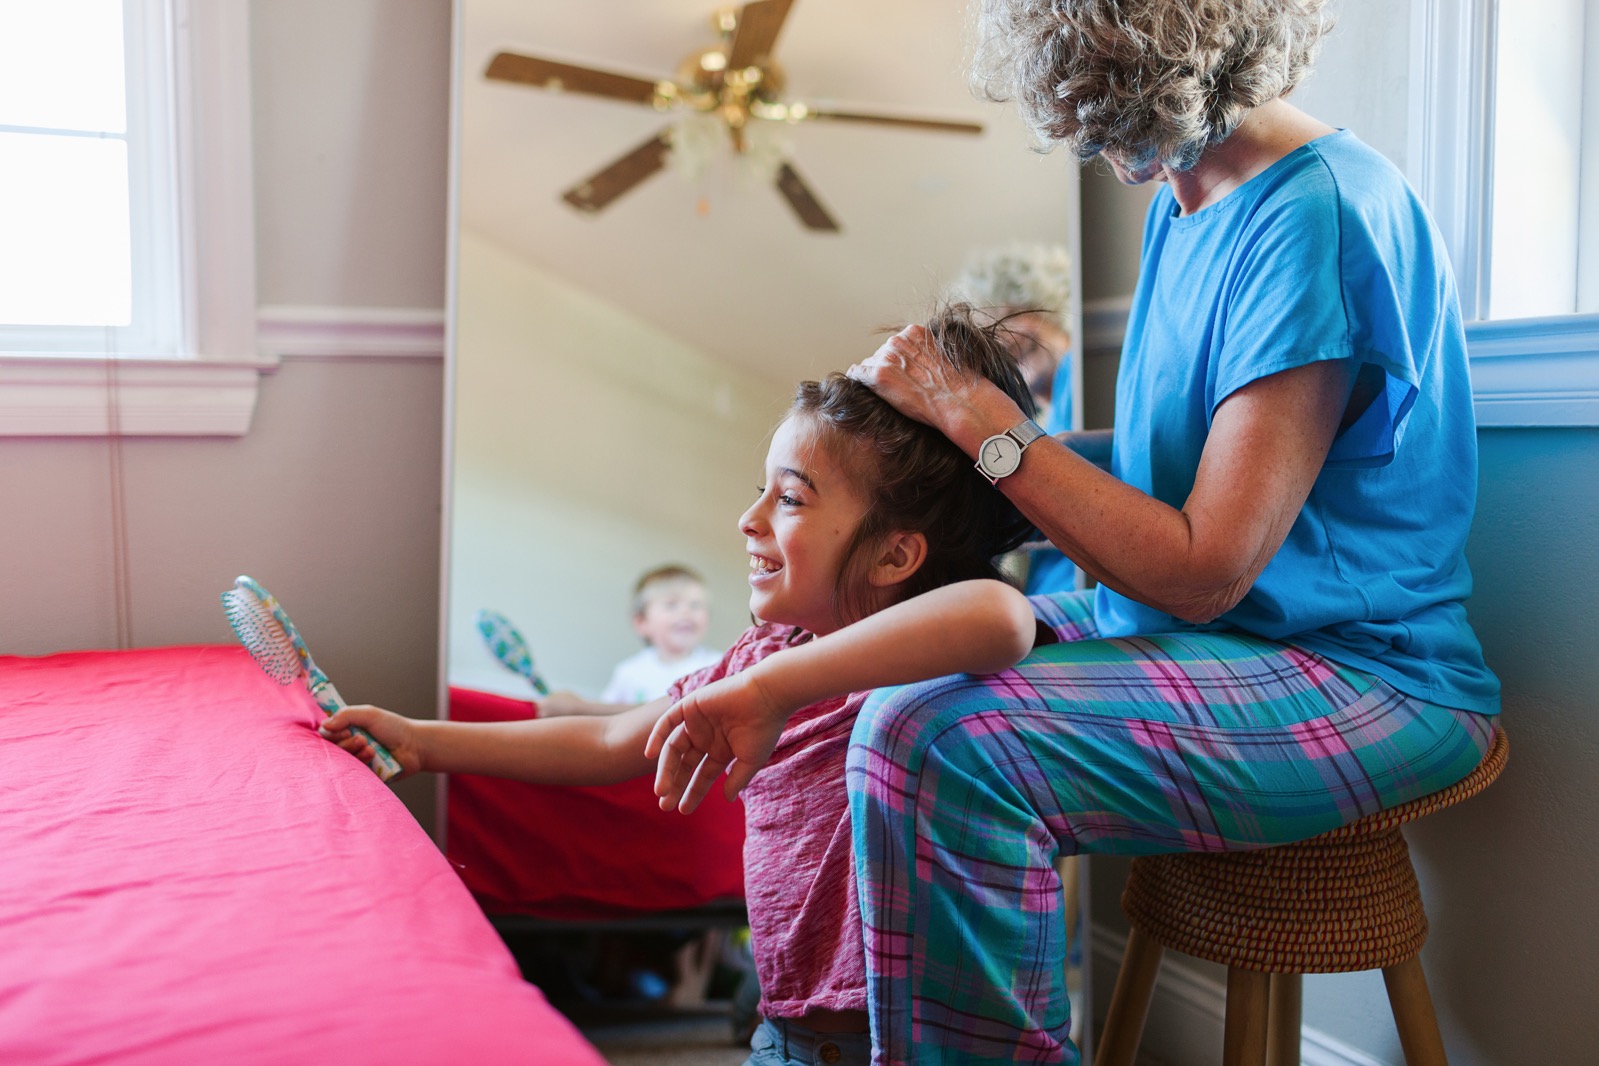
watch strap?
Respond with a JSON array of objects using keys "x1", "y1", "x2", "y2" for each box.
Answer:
[{"x1": 1007, "y1": 419, "x2": 1047, "y2": 448}]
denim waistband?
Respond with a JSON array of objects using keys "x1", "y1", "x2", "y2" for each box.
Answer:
[{"x1": 751, "y1": 1017, "x2": 871, "y2": 1066}]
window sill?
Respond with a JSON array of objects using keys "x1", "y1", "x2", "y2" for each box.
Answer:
[
  {"x1": 1467, "y1": 314, "x2": 1599, "y2": 427},
  {"x1": 1081, "y1": 299, "x2": 1599, "y2": 429},
  {"x1": 0, "y1": 355, "x2": 271, "y2": 437},
  {"x1": 0, "y1": 307, "x2": 446, "y2": 437}
]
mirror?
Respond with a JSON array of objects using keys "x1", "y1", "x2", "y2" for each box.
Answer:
[{"x1": 444, "y1": 0, "x2": 1089, "y2": 1047}]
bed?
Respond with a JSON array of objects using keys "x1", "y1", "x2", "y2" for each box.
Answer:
[
  {"x1": 445, "y1": 685, "x2": 747, "y2": 924},
  {"x1": 0, "y1": 645, "x2": 605, "y2": 1066}
]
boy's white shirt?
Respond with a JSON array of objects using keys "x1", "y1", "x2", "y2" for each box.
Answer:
[{"x1": 601, "y1": 645, "x2": 723, "y2": 705}]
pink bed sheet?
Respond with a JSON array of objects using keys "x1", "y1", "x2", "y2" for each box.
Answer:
[{"x1": 0, "y1": 645, "x2": 603, "y2": 1066}]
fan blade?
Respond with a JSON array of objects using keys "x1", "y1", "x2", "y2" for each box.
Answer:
[
  {"x1": 562, "y1": 132, "x2": 672, "y2": 214},
  {"x1": 727, "y1": 0, "x2": 794, "y2": 70},
  {"x1": 485, "y1": 52, "x2": 662, "y2": 106},
  {"x1": 804, "y1": 108, "x2": 983, "y2": 136},
  {"x1": 775, "y1": 162, "x2": 839, "y2": 232}
]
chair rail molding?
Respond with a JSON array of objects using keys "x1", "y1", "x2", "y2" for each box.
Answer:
[{"x1": 255, "y1": 305, "x2": 447, "y2": 362}]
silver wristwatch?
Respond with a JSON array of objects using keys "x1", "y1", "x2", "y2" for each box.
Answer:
[{"x1": 975, "y1": 418, "x2": 1047, "y2": 484}]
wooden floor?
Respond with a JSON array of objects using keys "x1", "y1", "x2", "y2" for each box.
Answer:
[{"x1": 564, "y1": 1002, "x2": 749, "y2": 1066}]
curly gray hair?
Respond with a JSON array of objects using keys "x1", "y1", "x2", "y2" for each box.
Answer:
[
  {"x1": 971, "y1": 0, "x2": 1333, "y2": 171},
  {"x1": 946, "y1": 244, "x2": 1073, "y2": 329}
]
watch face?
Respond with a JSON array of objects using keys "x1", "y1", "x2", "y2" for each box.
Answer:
[{"x1": 980, "y1": 434, "x2": 1022, "y2": 478}]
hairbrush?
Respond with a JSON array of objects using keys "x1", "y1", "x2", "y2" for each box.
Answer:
[
  {"x1": 222, "y1": 575, "x2": 402, "y2": 781},
  {"x1": 474, "y1": 609, "x2": 550, "y2": 696}
]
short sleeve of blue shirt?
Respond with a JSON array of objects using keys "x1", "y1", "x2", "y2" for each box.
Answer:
[{"x1": 1096, "y1": 131, "x2": 1499, "y2": 714}]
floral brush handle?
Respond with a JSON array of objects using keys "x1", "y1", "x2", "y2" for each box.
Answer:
[
  {"x1": 475, "y1": 609, "x2": 551, "y2": 696},
  {"x1": 224, "y1": 576, "x2": 403, "y2": 782}
]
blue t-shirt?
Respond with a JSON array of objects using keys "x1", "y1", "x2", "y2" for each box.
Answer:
[{"x1": 1096, "y1": 130, "x2": 1500, "y2": 715}]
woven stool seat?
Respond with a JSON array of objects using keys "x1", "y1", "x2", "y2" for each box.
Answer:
[
  {"x1": 1097, "y1": 727, "x2": 1508, "y2": 1066},
  {"x1": 1122, "y1": 727, "x2": 1508, "y2": 975}
]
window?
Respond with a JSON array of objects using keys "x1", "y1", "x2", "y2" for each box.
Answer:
[
  {"x1": 1410, "y1": 0, "x2": 1599, "y2": 426},
  {"x1": 0, "y1": 0, "x2": 180, "y2": 356},
  {"x1": 0, "y1": 0, "x2": 259, "y2": 436},
  {"x1": 1487, "y1": 0, "x2": 1597, "y2": 319}
]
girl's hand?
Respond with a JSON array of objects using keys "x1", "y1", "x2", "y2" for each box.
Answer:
[
  {"x1": 848, "y1": 324, "x2": 1009, "y2": 436},
  {"x1": 644, "y1": 670, "x2": 789, "y2": 814},
  {"x1": 319, "y1": 705, "x2": 423, "y2": 779}
]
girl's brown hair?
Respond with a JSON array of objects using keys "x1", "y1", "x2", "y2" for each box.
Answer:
[{"x1": 790, "y1": 304, "x2": 1040, "y2": 624}]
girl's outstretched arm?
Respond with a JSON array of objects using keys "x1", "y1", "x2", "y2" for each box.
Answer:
[
  {"x1": 647, "y1": 579, "x2": 1037, "y2": 813},
  {"x1": 323, "y1": 697, "x2": 668, "y2": 785}
]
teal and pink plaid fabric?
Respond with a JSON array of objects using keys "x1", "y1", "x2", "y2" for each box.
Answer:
[{"x1": 846, "y1": 590, "x2": 1495, "y2": 1065}]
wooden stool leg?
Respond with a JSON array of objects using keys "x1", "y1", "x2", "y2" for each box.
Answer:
[
  {"x1": 1265, "y1": 973, "x2": 1302, "y2": 1066},
  {"x1": 1223, "y1": 968, "x2": 1270, "y2": 1066},
  {"x1": 1383, "y1": 957, "x2": 1449, "y2": 1066},
  {"x1": 1094, "y1": 928, "x2": 1164, "y2": 1066}
]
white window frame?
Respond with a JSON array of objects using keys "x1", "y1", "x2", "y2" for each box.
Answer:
[
  {"x1": 0, "y1": 0, "x2": 263, "y2": 437},
  {"x1": 1409, "y1": 0, "x2": 1599, "y2": 427}
]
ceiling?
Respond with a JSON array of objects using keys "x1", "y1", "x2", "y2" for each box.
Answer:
[{"x1": 456, "y1": 0, "x2": 1079, "y2": 386}]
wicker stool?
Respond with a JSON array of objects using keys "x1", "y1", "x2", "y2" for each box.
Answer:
[{"x1": 1095, "y1": 727, "x2": 1508, "y2": 1066}]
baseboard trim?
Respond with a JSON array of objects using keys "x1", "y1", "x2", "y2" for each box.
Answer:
[{"x1": 1091, "y1": 925, "x2": 1393, "y2": 1066}]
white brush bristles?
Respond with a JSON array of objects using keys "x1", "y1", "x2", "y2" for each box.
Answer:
[{"x1": 222, "y1": 588, "x2": 301, "y2": 684}]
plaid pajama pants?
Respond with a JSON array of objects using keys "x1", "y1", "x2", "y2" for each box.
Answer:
[{"x1": 845, "y1": 590, "x2": 1496, "y2": 1066}]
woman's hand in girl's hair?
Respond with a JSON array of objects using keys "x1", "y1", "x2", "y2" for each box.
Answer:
[
  {"x1": 319, "y1": 705, "x2": 424, "y2": 779},
  {"x1": 846, "y1": 325, "x2": 956, "y2": 429},
  {"x1": 645, "y1": 670, "x2": 789, "y2": 814},
  {"x1": 848, "y1": 324, "x2": 1023, "y2": 444}
]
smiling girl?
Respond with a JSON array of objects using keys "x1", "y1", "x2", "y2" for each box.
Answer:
[{"x1": 322, "y1": 306, "x2": 1055, "y2": 1066}]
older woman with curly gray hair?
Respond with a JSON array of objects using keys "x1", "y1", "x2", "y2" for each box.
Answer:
[{"x1": 650, "y1": 3, "x2": 1502, "y2": 1063}]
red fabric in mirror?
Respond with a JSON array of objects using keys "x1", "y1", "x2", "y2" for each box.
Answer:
[{"x1": 446, "y1": 686, "x2": 746, "y2": 920}]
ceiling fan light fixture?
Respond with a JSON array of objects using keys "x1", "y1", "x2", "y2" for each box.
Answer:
[
  {"x1": 751, "y1": 99, "x2": 806, "y2": 124},
  {"x1": 488, "y1": 0, "x2": 977, "y2": 231},
  {"x1": 666, "y1": 114, "x2": 724, "y2": 181},
  {"x1": 666, "y1": 113, "x2": 788, "y2": 189}
]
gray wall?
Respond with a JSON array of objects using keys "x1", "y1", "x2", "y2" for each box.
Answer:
[{"x1": 0, "y1": 0, "x2": 452, "y2": 830}]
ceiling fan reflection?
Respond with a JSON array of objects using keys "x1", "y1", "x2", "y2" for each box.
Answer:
[{"x1": 484, "y1": 0, "x2": 985, "y2": 233}]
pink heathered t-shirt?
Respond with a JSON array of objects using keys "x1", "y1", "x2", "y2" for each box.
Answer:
[{"x1": 668, "y1": 622, "x2": 868, "y2": 1019}]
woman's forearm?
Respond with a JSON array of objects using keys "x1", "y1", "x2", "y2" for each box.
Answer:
[
  {"x1": 416, "y1": 698, "x2": 665, "y2": 784},
  {"x1": 938, "y1": 367, "x2": 1348, "y2": 623},
  {"x1": 750, "y1": 580, "x2": 1038, "y2": 713}
]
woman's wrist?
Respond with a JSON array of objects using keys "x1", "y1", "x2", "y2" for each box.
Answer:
[{"x1": 946, "y1": 383, "x2": 1030, "y2": 458}]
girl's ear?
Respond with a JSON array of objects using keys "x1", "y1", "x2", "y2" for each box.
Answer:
[{"x1": 867, "y1": 530, "x2": 929, "y2": 589}]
